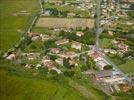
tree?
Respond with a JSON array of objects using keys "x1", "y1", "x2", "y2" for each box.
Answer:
[
  {"x1": 49, "y1": 70, "x2": 59, "y2": 80},
  {"x1": 103, "y1": 65, "x2": 113, "y2": 70},
  {"x1": 38, "y1": 67, "x2": 48, "y2": 75},
  {"x1": 64, "y1": 70, "x2": 75, "y2": 77},
  {"x1": 63, "y1": 57, "x2": 70, "y2": 68}
]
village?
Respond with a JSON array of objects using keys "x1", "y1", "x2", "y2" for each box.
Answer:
[{"x1": 1, "y1": 0, "x2": 134, "y2": 97}]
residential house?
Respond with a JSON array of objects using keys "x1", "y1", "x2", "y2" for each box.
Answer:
[
  {"x1": 22, "y1": 53, "x2": 40, "y2": 60},
  {"x1": 55, "y1": 39, "x2": 69, "y2": 45},
  {"x1": 95, "y1": 70, "x2": 125, "y2": 84},
  {"x1": 55, "y1": 58, "x2": 63, "y2": 66},
  {"x1": 117, "y1": 42, "x2": 129, "y2": 54},
  {"x1": 40, "y1": 34, "x2": 55, "y2": 42},
  {"x1": 76, "y1": 31, "x2": 84, "y2": 37},
  {"x1": 58, "y1": 51, "x2": 77, "y2": 59},
  {"x1": 71, "y1": 41, "x2": 82, "y2": 50},
  {"x1": 6, "y1": 53, "x2": 16, "y2": 60},
  {"x1": 28, "y1": 32, "x2": 39, "y2": 38},
  {"x1": 123, "y1": 82, "x2": 132, "y2": 92},
  {"x1": 50, "y1": 48, "x2": 60, "y2": 54},
  {"x1": 90, "y1": 52, "x2": 102, "y2": 62},
  {"x1": 42, "y1": 56, "x2": 54, "y2": 70}
]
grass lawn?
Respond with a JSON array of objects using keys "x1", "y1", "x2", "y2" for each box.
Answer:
[
  {"x1": 100, "y1": 38, "x2": 112, "y2": 48},
  {"x1": 0, "y1": 0, "x2": 39, "y2": 52},
  {"x1": 119, "y1": 60, "x2": 134, "y2": 74}
]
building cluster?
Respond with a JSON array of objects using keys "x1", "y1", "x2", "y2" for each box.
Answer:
[
  {"x1": 100, "y1": 0, "x2": 119, "y2": 26},
  {"x1": 103, "y1": 38, "x2": 129, "y2": 55},
  {"x1": 87, "y1": 49, "x2": 132, "y2": 93},
  {"x1": 42, "y1": 0, "x2": 96, "y2": 18}
]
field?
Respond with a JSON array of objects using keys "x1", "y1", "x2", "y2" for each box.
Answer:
[
  {"x1": 100, "y1": 38, "x2": 112, "y2": 48},
  {"x1": 36, "y1": 18, "x2": 95, "y2": 29},
  {"x1": 0, "y1": 0, "x2": 39, "y2": 52},
  {"x1": 0, "y1": 61, "x2": 112, "y2": 100},
  {"x1": 0, "y1": 70, "x2": 85, "y2": 100},
  {"x1": 119, "y1": 60, "x2": 134, "y2": 74}
]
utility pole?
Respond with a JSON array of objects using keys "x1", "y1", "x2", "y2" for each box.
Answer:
[{"x1": 95, "y1": 0, "x2": 101, "y2": 52}]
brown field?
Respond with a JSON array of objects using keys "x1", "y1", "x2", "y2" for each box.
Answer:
[{"x1": 36, "y1": 18, "x2": 95, "y2": 29}]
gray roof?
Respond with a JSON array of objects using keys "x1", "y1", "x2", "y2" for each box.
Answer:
[{"x1": 96, "y1": 70, "x2": 112, "y2": 78}]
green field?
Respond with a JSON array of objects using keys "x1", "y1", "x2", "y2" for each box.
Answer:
[
  {"x1": 0, "y1": 70, "x2": 86, "y2": 100},
  {"x1": 0, "y1": 61, "x2": 110, "y2": 100},
  {"x1": 119, "y1": 60, "x2": 134, "y2": 74},
  {"x1": 0, "y1": 0, "x2": 39, "y2": 52},
  {"x1": 100, "y1": 38, "x2": 112, "y2": 48}
]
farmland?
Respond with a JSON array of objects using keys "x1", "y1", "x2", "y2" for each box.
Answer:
[
  {"x1": 36, "y1": 18, "x2": 95, "y2": 29},
  {"x1": 0, "y1": 0, "x2": 39, "y2": 52}
]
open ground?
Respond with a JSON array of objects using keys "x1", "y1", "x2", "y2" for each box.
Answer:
[{"x1": 36, "y1": 18, "x2": 95, "y2": 29}]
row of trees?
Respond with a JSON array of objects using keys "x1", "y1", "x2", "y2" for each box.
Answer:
[{"x1": 59, "y1": 28, "x2": 95, "y2": 45}]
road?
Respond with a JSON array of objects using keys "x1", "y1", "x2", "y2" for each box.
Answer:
[{"x1": 95, "y1": 0, "x2": 102, "y2": 51}]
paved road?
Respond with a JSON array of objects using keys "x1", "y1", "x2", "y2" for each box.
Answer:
[{"x1": 95, "y1": 0, "x2": 102, "y2": 51}]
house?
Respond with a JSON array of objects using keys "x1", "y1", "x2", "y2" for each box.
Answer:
[
  {"x1": 42, "y1": 56, "x2": 54, "y2": 70},
  {"x1": 95, "y1": 70, "x2": 125, "y2": 84},
  {"x1": 40, "y1": 34, "x2": 55, "y2": 41},
  {"x1": 69, "y1": 59, "x2": 77, "y2": 66},
  {"x1": 6, "y1": 53, "x2": 16, "y2": 60},
  {"x1": 22, "y1": 53, "x2": 40, "y2": 60},
  {"x1": 88, "y1": 49, "x2": 95, "y2": 55},
  {"x1": 123, "y1": 82, "x2": 132, "y2": 92},
  {"x1": 71, "y1": 41, "x2": 82, "y2": 50},
  {"x1": 90, "y1": 52, "x2": 102, "y2": 62},
  {"x1": 28, "y1": 32, "x2": 40, "y2": 41},
  {"x1": 58, "y1": 51, "x2": 77, "y2": 59},
  {"x1": 50, "y1": 48, "x2": 60, "y2": 54},
  {"x1": 95, "y1": 70, "x2": 113, "y2": 81},
  {"x1": 55, "y1": 58, "x2": 63, "y2": 66},
  {"x1": 76, "y1": 31, "x2": 84, "y2": 37},
  {"x1": 117, "y1": 42, "x2": 129, "y2": 54},
  {"x1": 55, "y1": 39, "x2": 69, "y2": 45},
  {"x1": 104, "y1": 49, "x2": 109, "y2": 53},
  {"x1": 28, "y1": 32, "x2": 39, "y2": 38},
  {"x1": 108, "y1": 31, "x2": 114, "y2": 36},
  {"x1": 112, "y1": 39, "x2": 119, "y2": 45}
]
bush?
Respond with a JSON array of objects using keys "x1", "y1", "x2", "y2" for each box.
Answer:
[
  {"x1": 64, "y1": 70, "x2": 75, "y2": 77},
  {"x1": 38, "y1": 67, "x2": 48, "y2": 75}
]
